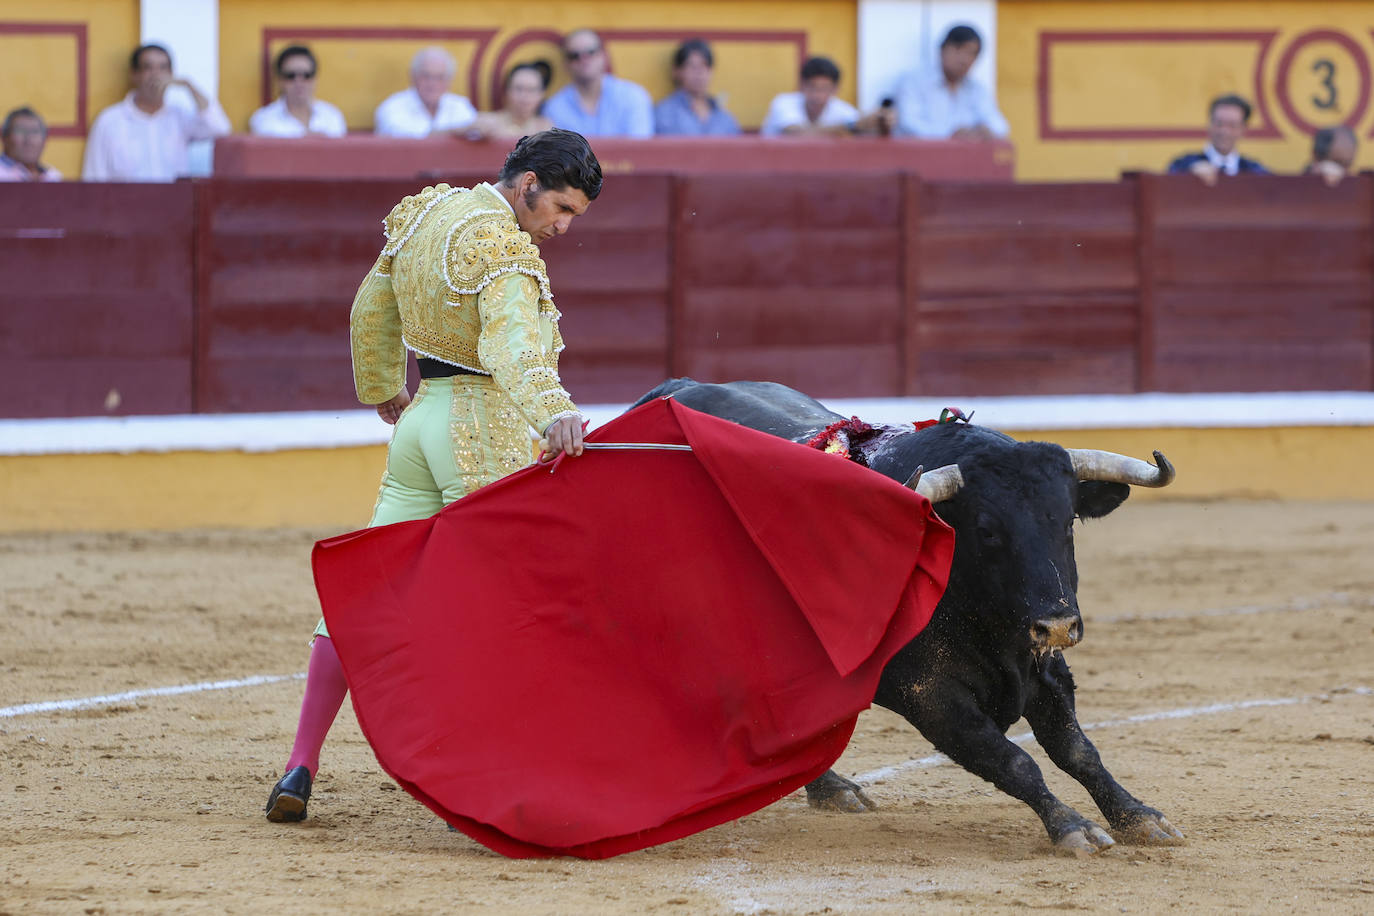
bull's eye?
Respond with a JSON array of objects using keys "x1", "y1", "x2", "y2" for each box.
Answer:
[{"x1": 977, "y1": 524, "x2": 1002, "y2": 548}]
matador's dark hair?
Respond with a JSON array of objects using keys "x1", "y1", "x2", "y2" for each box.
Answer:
[{"x1": 499, "y1": 128, "x2": 603, "y2": 200}]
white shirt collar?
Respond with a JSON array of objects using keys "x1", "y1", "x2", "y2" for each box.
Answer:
[
  {"x1": 479, "y1": 182, "x2": 516, "y2": 218},
  {"x1": 1204, "y1": 143, "x2": 1241, "y2": 175}
]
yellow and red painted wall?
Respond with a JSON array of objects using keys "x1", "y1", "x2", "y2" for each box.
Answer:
[
  {"x1": 1000, "y1": 0, "x2": 1374, "y2": 179},
  {"x1": 4, "y1": 1, "x2": 1372, "y2": 180}
]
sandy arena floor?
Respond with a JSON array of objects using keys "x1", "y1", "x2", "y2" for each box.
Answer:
[{"x1": 2, "y1": 500, "x2": 1373, "y2": 914}]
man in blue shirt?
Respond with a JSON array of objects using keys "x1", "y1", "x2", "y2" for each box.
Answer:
[
  {"x1": 653, "y1": 38, "x2": 741, "y2": 136},
  {"x1": 544, "y1": 29, "x2": 654, "y2": 138},
  {"x1": 893, "y1": 24, "x2": 1008, "y2": 141}
]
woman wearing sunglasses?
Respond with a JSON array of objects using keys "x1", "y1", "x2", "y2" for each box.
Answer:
[{"x1": 249, "y1": 45, "x2": 347, "y2": 138}]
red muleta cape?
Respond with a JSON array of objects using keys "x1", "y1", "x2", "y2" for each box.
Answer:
[{"x1": 313, "y1": 397, "x2": 954, "y2": 858}]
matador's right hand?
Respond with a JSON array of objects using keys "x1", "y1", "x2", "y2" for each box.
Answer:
[
  {"x1": 539, "y1": 415, "x2": 586, "y2": 461},
  {"x1": 376, "y1": 389, "x2": 411, "y2": 425}
]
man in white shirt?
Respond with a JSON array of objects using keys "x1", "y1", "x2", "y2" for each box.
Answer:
[
  {"x1": 892, "y1": 25, "x2": 1009, "y2": 141},
  {"x1": 760, "y1": 56, "x2": 889, "y2": 137},
  {"x1": 373, "y1": 46, "x2": 478, "y2": 138},
  {"x1": 249, "y1": 45, "x2": 347, "y2": 138},
  {"x1": 82, "y1": 44, "x2": 232, "y2": 182}
]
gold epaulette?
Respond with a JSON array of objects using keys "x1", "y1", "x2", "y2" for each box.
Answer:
[
  {"x1": 380, "y1": 183, "x2": 461, "y2": 257},
  {"x1": 444, "y1": 212, "x2": 554, "y2": 306}
]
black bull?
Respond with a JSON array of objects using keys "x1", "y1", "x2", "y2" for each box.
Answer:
[{"x1": 633, "y1": 379, "x2": 1185, "y2": 855}]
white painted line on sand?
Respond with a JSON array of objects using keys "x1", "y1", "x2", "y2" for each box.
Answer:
[
  {"x1": 0, "y1": 672, "x2": 305, "y2": 719},
  {"x1": 854, "y1": 686, "x2": 1372, "y2": 785},
  {"x1": 1097, "y1": 590, "x2": 1374, "y2": 623},
  {"x1": 0, "y1": 593, "x2": 1366, "y2": 721}
]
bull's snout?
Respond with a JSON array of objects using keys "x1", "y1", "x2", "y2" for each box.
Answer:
[{"x1": 1031, "y1": 617, "x2": 1082, "y2": 650}]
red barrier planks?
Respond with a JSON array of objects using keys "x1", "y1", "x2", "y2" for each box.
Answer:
[
  {"x1": 194, "y1": 178, "x2": 433, "y2": 413},
  {"x1": 0, "y1": 182, "x2": 195, "y2": 418},
  {"x1": 674, "y1": 174, "x2": 905, "y2": 397},
  {"x1": 1139, "y1": 174, "x2": 1374, "y2": 392},
  {"x1": 907, "y1": 180, "x2": 1141, "y2": 396}
]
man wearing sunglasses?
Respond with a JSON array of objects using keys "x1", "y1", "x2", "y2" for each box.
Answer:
[
  {"x1": 542, "y1": 29, "x2": 653, "y2": 138},
  {"x1": 249, "y1": 45, "x2": 347, "y2": 138}
]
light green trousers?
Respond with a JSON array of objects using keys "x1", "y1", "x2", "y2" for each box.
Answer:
[{"x1": 313, "y1": 375, "x2": 533, "y2": 638}]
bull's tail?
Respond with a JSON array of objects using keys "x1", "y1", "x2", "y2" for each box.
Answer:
[{"x1": 630, "y1": 377, "x2": 700, "y2": 408}]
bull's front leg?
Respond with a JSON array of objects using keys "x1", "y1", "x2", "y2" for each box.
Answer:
[
  {"x1": 895, "y1": 684, "x2": 1116, "y2": 855},
  {"x1": 1024, "y1": 655, "x2": 1185, "y2": 846}
]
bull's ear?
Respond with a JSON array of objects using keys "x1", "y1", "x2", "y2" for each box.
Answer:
[{"x1": 1076, "y1": 480, "x2": 1129, "y2": 518}]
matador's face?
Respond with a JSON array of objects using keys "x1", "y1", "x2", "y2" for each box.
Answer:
[{"x1": 515, "y1": 172, "x2": 591, "y2": 244}]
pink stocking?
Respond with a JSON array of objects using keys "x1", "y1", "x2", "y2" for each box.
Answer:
[{"x1": 283, "y1": 636, "x2": 349, "y2": 777}]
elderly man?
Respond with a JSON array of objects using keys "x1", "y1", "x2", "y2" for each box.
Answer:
[
  {"x1": 265, "y1": 129, "x2": 602, "y2": 823},
  {"x1": 373, "y1": 46, "x2": 477, "y2": 138},
  {"x1": 543, "y1": 29, "x2": 654, "y2": 138},
  {"x1": 1306, "y1": 125, "x2": 1358, "y2": 187},
  {"x1": 892, "y1": 24, "x2": 1008, "y2": 140},
  {"x1": 0, "y1": 107, "x2": 62, "y2": 181},
  {"x1": 1167, "y1": 94, "x2": 1267, "y2": 186},
  {"x1": 82, "y1": 44, "x2": 231, "y2": 181}
]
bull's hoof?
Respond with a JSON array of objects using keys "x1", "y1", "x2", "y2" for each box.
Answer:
[
  {"x1": 806, "y1": 786, "x2": 876, "y2": 813},
  {"x1": 1052, "y1": 823, "x2": 1115, "y2": 857},
  {"x1": 804, "y1": 772, "x2": 877, "y2": 813},
  {"x1": 1112, "y1": 811, "x2": 1185, "y2": 846}
]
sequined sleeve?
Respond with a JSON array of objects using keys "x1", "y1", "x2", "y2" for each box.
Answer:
[
  {"x1": 476, "y1": 272, "x2": 579, "y2": 434},
  {"x1": 350, "y1": 252, "x2": 408, "y2": 405}
]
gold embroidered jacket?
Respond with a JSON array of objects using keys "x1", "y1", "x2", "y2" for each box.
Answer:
[{"x1": 350, "y1": 182, "x2": 579, "y2": 433}]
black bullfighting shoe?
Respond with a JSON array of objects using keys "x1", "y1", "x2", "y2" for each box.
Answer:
[{"x1": 265, "y1": 765, "x2": 312, "y2": 822}]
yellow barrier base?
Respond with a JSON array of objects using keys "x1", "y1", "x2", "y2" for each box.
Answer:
[{"x1": 1, "y1": 426, "x2": 1370, "y2": 533}]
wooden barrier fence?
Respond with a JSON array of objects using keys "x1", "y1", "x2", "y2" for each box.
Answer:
[{"x1": 0, "y1": 172, "x2": 1369, "y2": 419}]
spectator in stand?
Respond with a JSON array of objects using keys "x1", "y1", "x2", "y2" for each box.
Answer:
[
  {"x1": 465, "y1": 61, "x2": 554, "y2": 141},
  {"x1": 82, "y1": 43, "x2": 231, "y2": 181},
  {"x1": 374, "y1": 47, "x2": 478, "y2": 138},
  {"x1": 760, "y1": 56, "x2": 890, "y2": 137},
  {"x1": 1167, "y1": 94, "x2": 1267, "y2": 186},
  {"x1": 249, "y1": 45, "x2": 347, "y2": 138},
  {"x1": 1305, "y1": 125, "x2": 1358, "y2": 187},
  {"x1": 0, "y1": 107, "x2": 62, "y2": 181},
  {"x1": 653, "y1": 38, "x2": 740, "y2": 136},
  {"x1": 892, "y1": 24, "x2": 1007, "y2": 140},
  {"x1": 543, "y1": 29, "x2": 654, "y2": 138}
]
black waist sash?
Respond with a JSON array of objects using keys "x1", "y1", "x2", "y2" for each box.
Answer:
[{"x1": 417, "y1": 357, "x2": 486, "y2": 379}]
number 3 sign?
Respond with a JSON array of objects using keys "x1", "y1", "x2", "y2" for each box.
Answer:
[{"x1": 1274, "y1": 29, "x2": 1371, "y2": 134}]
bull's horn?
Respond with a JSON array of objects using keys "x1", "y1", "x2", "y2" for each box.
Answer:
[
  {"x1": 1067, "y1": 449, "x2": 1176, "y2": 488},
  {"x1": 903, "y1": 463, "x2": 964, "y2": 502}
]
